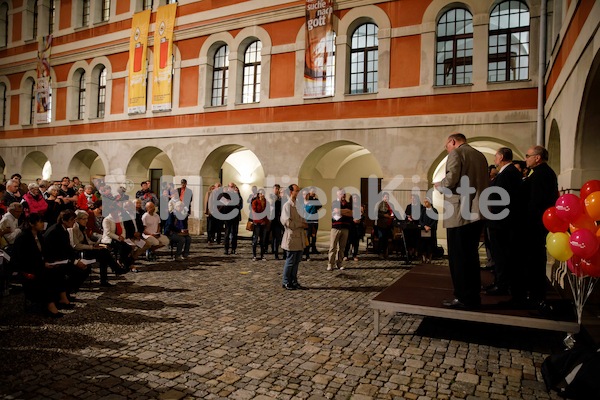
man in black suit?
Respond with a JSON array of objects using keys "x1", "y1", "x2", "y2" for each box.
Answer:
[
  {"x1": 522, "y1": 145, "x2": 558, "y2": 305},
  {"x1": 485, "y1": 147, "x2": 523, "y2": 297},
  {"x1": 43, "y1": 210, "x2": 89, "y2": 296}
]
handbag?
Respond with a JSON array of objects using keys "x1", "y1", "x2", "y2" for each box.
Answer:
[
  {"x1": 420, "y1": 228, "x2": 432, "y2": 238},
  {"x1": 245, "y1": 220, "x2": 254, "y2": 231}
]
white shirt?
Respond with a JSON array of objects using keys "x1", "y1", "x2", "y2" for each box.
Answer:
[
  {"x1": 141, "y1": 212, "x2": 161, "y2": 239},
  {"x1": 0, "y1": 212, "x2": 21, "y2": 245}
]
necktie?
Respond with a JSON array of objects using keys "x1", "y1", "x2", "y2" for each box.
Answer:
[{"x1": 116, "y1": 222, "x2": 122, "y2": 236}]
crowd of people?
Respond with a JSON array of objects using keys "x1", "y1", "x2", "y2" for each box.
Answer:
[{"x1": 0, "y1": 175, "x2": 193, "y2": 317}]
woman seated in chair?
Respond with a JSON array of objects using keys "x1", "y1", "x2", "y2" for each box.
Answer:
[
  {"x1": 70, "y1": 210, "x2": 127, "y2": 287},
  {"x1": 13, "y1": 214, "x2": 72, "y2": 317},
  {"x1": 164, "y1": 200, "x2": 191, "y2": 260},
  {"x1": 101, "y1": 203, "x2": 137, "y2": 271}
]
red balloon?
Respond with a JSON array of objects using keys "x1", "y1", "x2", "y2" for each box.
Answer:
[
  {"x1": 569, "y1": 228, "x2": 600, "y2": 259},
  {"x1": 567, "y1": 256, "x2": 585, "y2": 277},
  {"x1": 580, "y1": 180, "x2": 600, "y2": 201},
  {"x1": 580, "y1": 251, "x2": 600, "y2": 277},
  {"x1": 556, "y1": 194, "x2": 583, "y2": 223},
  {"x1": 543, "y1": 207, "x2": 570, "y2": 233}
]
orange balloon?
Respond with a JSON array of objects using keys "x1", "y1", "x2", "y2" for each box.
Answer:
[
  {"x1": 570, "y1": 214, "x2": 598, "y2": 233},
  {"x1": 584, "y1": 191, "x2": 600, "y2": 221}
]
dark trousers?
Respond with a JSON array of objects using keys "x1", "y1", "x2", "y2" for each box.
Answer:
[
  {"x1": 58, "y1": 263, "x2": 90, "y2": 294},
  {"x1": 170, "y1": 234, "x2": 191, "y2": 257},
  {"x1": 208, "y1": 215, "x2": 223, "y2": 243},
  {"x1": 83, "y1": 248, "x2": 121, "y2": 283},
  {"x1": 376, "y1": 227, "x2": 392, "y2": 255},
  {"x1": 344, "y1": 224, "x2": 360, "y2": 258},
  {"x1": 524, "y1": 228, "x2": 548, "y2": 302},
  {"x1": 488, "y1": 225, "x2": 512, "y2": 290},
  {"x1": 252, "y1": 224, "x2": 268, "y2": 258},
  {"x1": 224, "y1": 220, "x2": 239, "y2": 252},
  {"x1": 446, "y1": 220, "x2": 482, "y2": 306},
  {"x1": 271, "y1": 224, "x2": 283, "y2": 257}
]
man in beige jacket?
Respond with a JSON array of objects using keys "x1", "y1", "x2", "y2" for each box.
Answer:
[
  {"x1": 281, "y1": 184, "x2": 308, "y2": 290},
  {"x1": 435, "y1": 133, "x2": 489, "y2": 309}
]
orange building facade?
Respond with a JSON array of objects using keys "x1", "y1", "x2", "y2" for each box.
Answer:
[{"x1": 0, "y1": 0, "x2": 597, "y2": 232}]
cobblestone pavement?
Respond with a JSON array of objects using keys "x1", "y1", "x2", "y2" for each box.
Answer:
[{"x1": 0, "y1": 236, "x2": 564, "y2": 399}]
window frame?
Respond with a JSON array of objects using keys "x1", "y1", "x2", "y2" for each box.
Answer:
[
  {"x1": 0, "y1": 2, "x2": 9, "y2": 47},
  {"x1": 101, "y1": 0, "x2": 110, "y2": 23},
  {"x1": 0, "y1": 83, "x2": 6, "y2": 128},
  {"x1": 435, "y1": 8, "x2": 474, "y2": 86},
  {"x1": 48, "y1": 0, "x2": 55, "y2": 35},
  {"x1": 29, "y1": 79, "x2": 35, "y2": 125},
  {"x1": 211, "y1": 45, "x2": 229, "y2": 107},
  {"x1": 242, "y1": 41, "x2": 262, "y2": 104},
  {"x1": 78, "y1": 72, "x2": 86, "y2": 120},
  {"x1": 82, "y1": 0, "x2": 90, "y2": 26},
  {"x1": 349, "y1": 22, "x2": 379, "y2": 94},
  {"x1": 97, "y1": 67, "x2": 106, "y2": 118}
]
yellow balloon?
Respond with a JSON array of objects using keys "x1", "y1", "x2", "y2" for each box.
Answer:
[{"x1": 546, "y1": 232, "x2": 574, "y2": 261}]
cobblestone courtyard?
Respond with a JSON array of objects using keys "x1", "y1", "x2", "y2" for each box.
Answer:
[{"x1": 0, "y1": 237, "x2": 564, "y2": 399}]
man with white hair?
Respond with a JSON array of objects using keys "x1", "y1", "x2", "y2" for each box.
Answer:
[
  {"x1": 0, "y1": 203, "x2": 24, "y2": 247},
  {"x1": 142, "y1": 202, "x2": 169, "y2": 257},
  {"x1": 2, "y1": 179, "x2": 21, "y2": 207}
]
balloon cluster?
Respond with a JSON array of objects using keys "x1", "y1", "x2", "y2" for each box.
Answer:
[{"x1": 545, "y1": 180, "x2": 600, "y2": 276}]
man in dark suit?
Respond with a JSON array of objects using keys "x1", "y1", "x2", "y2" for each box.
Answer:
[
  {"x1": 522, "y1": 145, "x2": 558, "y2": 305},
  {"x1": 43, "y1": 210, "x2": 89, "y2": 296},
  {"x1": 485, "y1": 147, "x2": 523, "y2": 297},
  {"x1": 435, "y1": 133, "x2": 489, "y2": 309}
]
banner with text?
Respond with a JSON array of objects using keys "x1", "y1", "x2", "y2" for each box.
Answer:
[
  {"x1": 304, "y1": 0, "x2": 335, "y2": 99},
  {"x1": 35, "y1": 35, "x2": 52, "y2": 124},
  {"x1": 128, "y1": 10, "x2": 151, "y2": 114},
  {"x1": 152, "y1": 3, "x2": 177, "y2": 112}
]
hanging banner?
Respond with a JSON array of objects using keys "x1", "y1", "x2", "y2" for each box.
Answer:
[
  {"x1": 152, "y1": 3, "x2": 177, "y2": 112},
  {"x1": 128, "y1": 9, "x2": 151, "y2": 114},
  {"x1": 304, "y1": 0, "x2": 335, "y2": 99},
  {"x1": 35, "y1": 35, "x2": 52, "y2": 124}
]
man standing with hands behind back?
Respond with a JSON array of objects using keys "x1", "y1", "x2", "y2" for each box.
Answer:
[{"x1": 435, "y1": 133, "x2": 489, "y2": 309}]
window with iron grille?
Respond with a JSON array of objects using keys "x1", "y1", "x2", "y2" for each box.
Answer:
[
  {"x1": 29, "y1": 79, "x2": 35, "y2": 124},
  {"x1": 0, "y1": 3, "x2": 8, "y2": 47},
  {"x1": 242, "y1": 41, "x2": 262, "y2": 104},
  {"x1": 488, "y1": 0, "x2": 530, "y2": 82},
  {"x1": 82, "y1": 0, "x2": 90, "y2": 26},
  {"x1": 48, "y1": 0, "x2": 55, "y2": 34},
  {"x1": 0, "y1": 83, "x2": 6, "y2": 127},
  {"x1": 211, "y1": 45, "x2": 229, "y2": 106},
  {"x1": 97, "y1": 67, "x2": 106, "y2": 118},
  {"x1": 101, "y1": 0, "x2": 110, "y2": 22},
  {"x1": 78, "y1": 72, "x2": 86, "y2": 120},
  {"x1": 436, "y1": 8, "x2": 473, "y2": 86},
  {"x1": 349, "y1": 23, "x2": 378, "y2": 94}
]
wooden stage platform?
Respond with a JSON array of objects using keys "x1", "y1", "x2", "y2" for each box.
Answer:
[{"x1": 370, "y1": 264, "x2": 580, "y2": 335}]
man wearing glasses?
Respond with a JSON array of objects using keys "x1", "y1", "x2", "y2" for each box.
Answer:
[
  {"x1": 522, "y1": 146, "x2": 558, "y2": 311},
  {"x1": 435, "y1": 133, "x2": 489, "y2": 310}
]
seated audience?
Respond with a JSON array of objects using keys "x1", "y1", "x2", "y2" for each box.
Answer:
[
  {"x1": 164, "y1": 200, "x2": 191, "y2": 260},
  {"x1": 45, "y1": 185, "x2": 69, "y2": 227},
  {"x1": 13, "y1": 214, "x2": 71, "y2": 318},
  {"x1": 70, "y1": 210, "x2": 127, "y2": 287},
  {"x1": 77, "y1": 185, "x2": 98, "y2": 211},
  {"x1": 3, "y1": 178, "x2": 22, "y2": 207},
  {"x1": 43, "y1": 210, "x2": 90, "y2": 297},
  {"x1": 1, "y1": 202, "x2": 24, "y2": 250},
  {"x1": 142, "y1": 202, "x2": 169, "y2": 253}
]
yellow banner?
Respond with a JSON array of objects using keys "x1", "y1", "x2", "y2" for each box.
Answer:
[
  {"x1": 152, "y1": 3, "x2": 177, "y2": 112},
  {"x1": 128, "y1": 10, "x2": 151, "y2": 114}
]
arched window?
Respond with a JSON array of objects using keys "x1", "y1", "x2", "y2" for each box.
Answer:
[
  {"x1": 0, "y1": 83, "x2": 6, "y2": 127},
  {"x1": 242, "y1": 41, "x2": 262, "y2": 104},
  {"x1": 350, "y1": 23, "x2": 378, "y2": 94},
  {"x1": 436, "y1": 8, "x2": 473, "y2": 86},
  {"x1": 32, "y1": 0, "x2": 38, "y2": 40},
  {"x1": 143, "y1": 0, "x2": 153, "y2": 10},
  {"x1": 78, "y1": 72, "x2": 86, "y2": 120},
  {"x1": 211, "y1": 45, "x2": 229, "y2": 106},
  {"x1": 97, "y1": 67, "x2": 106, "y2": 118},
  {"x1": 488, "y1": 0, "x2": 530, "y2": 82},
  {"x1": 0, "y1": 3, "x2": 8, "y2": 47}
]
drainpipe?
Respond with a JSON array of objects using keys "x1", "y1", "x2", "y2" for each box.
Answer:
[{"x1": 537, "y1": 0, "x2": 547, "y2": 146}]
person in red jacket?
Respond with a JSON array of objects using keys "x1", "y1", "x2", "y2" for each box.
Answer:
[
  {"x1": 23, "y1": 182, "x2": 48, "y2": 217},
  {"x1": 251, "y1": 189, "x2": 269, "y2": 261},
  {"x1": 77, "y1": 185, "x2": 98, "y2": 211}
]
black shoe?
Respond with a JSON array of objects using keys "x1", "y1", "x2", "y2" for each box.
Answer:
[
  {"x1": 310, "y1": 249, "x2": 320, "y2": 254},
  {"x1": 275, "y1": 255, "x2": 279, "y2": 260},
  {"x1": 100, "y1": 281, "x2": 114, "y2": 287},
  {"x1": 224, "y1": 251, "x2": 229, "y2": 255},
  {"x1": 231, "y1": 250, "x2": 236, "y2": 255},
  {"x1": 292, "y1": 282, "x2": 308, "y2": 290},
  {"x1": 485, "y1": 286, "x2": 509, "y2": 296},
  {"x1": 282, "y1": 283, "x2": 296, "y2": 290},
  {"x1": 442, "y1": 298, "x2": 480, "y2": 310},
  {"x1": 56, "y1": 302, "x2": 76, "y2": 310}
]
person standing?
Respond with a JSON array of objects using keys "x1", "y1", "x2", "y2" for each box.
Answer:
[
  {"x1": 281, "y1": 184, "x2": 308, "y2": 290},
  {"x1": 176, "y1": 179, "x2": 193, "y2": 222},
  {"x1": 327, "y1": 189, "x2": 353, "y2": 271},
  {"x1": 522, "y1": 145, "x2": 558, "y2": 307},
  {"x1": 304, "y1": 187, "x2": 322, "y2": 258},
  {"x1": 485, "y1": 147, "x2": 522, "y2": 296},
  {"x1": 251, "y1": 189, "x2": 269, "y2": 261},
  {"x1": 270, "y1": 184, "x2": 284, "y2": 260},
  {"x1": 435, "y1": 133, "x2": 489, "y2": 309},
  {"x1": 218, "y1": 183, "x2": 243, "y2": 255}
]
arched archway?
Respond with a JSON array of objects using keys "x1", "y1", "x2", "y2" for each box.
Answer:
[
  {"x1": 299, "y1": 140, "x2": 383, "y2": 231},
  {"x1": 21, "y1": 151, "x2": 50, "y2": 182},
  {"x1": 200, "y1": 145, "x2": 266, "y2": 222},
  {"x1": 548, "y1": 120, "x2": 561, "y2": 174},
  {"x1": 576, "y1": 48, "x2": 600, "y2": 184},
  {"x1": 125, "y1": 146, "x2": 175, "y2": 198},
  {"x1": 68, "y1": 149, "x2": 107, "y2": 185}
]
